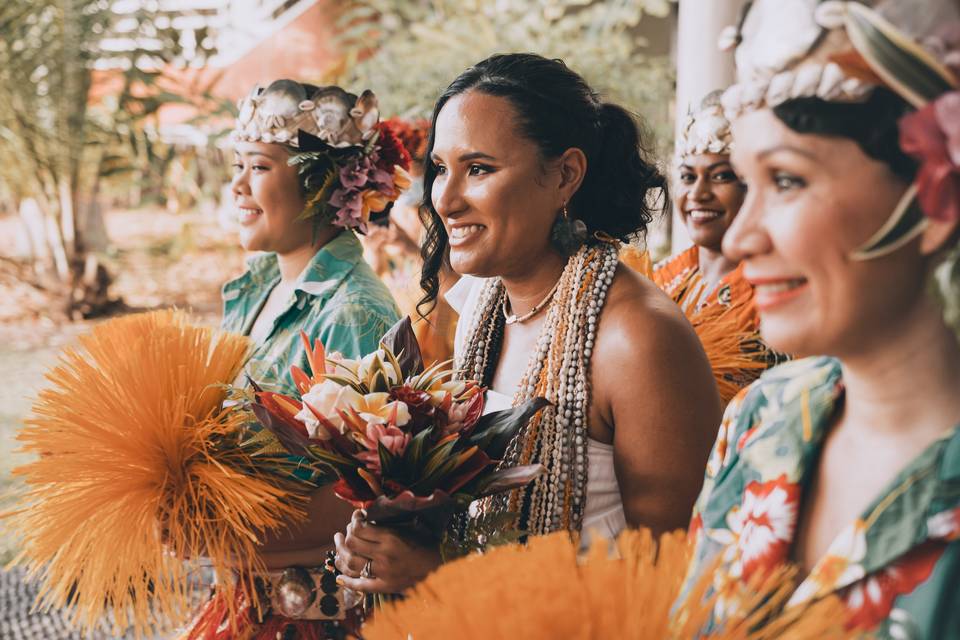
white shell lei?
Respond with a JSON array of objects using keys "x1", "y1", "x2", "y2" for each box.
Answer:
[{"x1": 455, "y1": 243, "x2": 619, "y2": 537}]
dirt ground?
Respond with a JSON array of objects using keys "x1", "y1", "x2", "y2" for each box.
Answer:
[{"x1": 0, "y1": 206, "x2": 247, "y2": 562}]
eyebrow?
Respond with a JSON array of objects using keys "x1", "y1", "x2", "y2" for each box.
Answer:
[
  {"x1": 430, "y1": 150, "x2": 498, "y2": 163},
  {"x1": 756, "y1": 145, "x2": 818, "y2": 162}
]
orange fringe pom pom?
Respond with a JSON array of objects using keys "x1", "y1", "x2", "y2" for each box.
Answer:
[
  {"x1": 365, "y1": 529, "x2": 859, "y2": 640},
  {"x1": 622, "y1": 245, "x2": 772, "y2": 404},
  {"x1": 2, "y1": 310, "x2": 308, "y2": 637}
]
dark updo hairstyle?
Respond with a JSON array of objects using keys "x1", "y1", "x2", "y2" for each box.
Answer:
[
  {"x1": 772, "y1": 87, "x2": 919, "y2": 184},
  {"x1": 418, "y1": 53, "x2": 667, "y2": 312}
]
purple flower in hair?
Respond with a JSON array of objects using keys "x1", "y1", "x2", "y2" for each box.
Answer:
[
  {"x1": 329, "y1": 187, "x2": 363, "y2": 228},
  {"x1": 339, "y1": 158, "x2": 370, "y2": 189}
]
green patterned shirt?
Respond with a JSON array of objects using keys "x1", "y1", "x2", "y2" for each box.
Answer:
[
  {"x1": 680, "y1": 356, "x2": 960, "y2": 639},
  {"x1": 221, "y1": 230, "x2": 401, "y2": 395}
]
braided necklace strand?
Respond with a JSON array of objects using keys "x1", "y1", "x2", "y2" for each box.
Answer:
[{"x1": 455, "y1": 242, "x2": 619, "y2": 539}]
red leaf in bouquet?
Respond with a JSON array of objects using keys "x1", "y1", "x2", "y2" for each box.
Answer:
[
  {"x1": 382, "y1": 477, "x2": 412, "y2": 496},
  {"x1": 440, "y1": 447, "x2": 494, "y2": 495},
  {"x1": 333, "y1": 476, "x2": 376, "y2": 508},
  {"x1": 251, "y1": 400, "x2": 310, "y2": 457},
  {"x1": 257, "y1": 392, "x2": 304, "y2": 421},
  {"x1": 380, "y1": 317, "x2": 424, "y2": 378}
]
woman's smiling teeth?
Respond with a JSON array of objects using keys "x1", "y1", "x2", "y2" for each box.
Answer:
[
  {"x1": 238, "y1": 207, "x2": 263, "y2": 225},
  {"x1": 449, "y1": 224, "x2": 485, "y2": 242},
  {"x1": 688, "y1": 209, "x2": 723, "y2": 222}
]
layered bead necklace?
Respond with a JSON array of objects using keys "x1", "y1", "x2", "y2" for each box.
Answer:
[{"x1": 456, "y1": 242, "x2": 619, "y2": 536}]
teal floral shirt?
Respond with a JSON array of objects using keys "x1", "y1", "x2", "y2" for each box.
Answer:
[
  {"x1": 681, "y1": 356, "x2": 960, "y2": 639},
  {"x1": 221, "y1": 230, "x2": 401, "y2": 395}
]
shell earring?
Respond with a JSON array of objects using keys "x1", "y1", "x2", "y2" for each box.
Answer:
[{"x1": 549, "y1": 204, "x2": 588, "y2": 256}]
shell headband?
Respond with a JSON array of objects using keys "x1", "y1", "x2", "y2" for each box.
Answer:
[
  {"x1": 721, "y1": 0, "x2": 960, "y2": 259},
  {"x1": 232, "y1": 80, "x2": 380, "y2": 148},
  {"x1": 676, "y1": 91, "x2": 734, "y2": 161},
  {"x1": 232, "y1": 80, "x2": 411, "y2": 232}
]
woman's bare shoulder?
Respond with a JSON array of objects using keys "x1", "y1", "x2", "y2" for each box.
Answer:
[{"x1": 598, "y1": 264, "x2": 695, "y2": 353}]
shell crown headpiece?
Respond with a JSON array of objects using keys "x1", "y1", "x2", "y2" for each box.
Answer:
[
  {"x1": 719, "y1": 0, "x2": 960, "y2": 260},
  {"x1": 676, "y1": 90, "x2": 733, "y2": 161},
  {"x1": 718, "y1": 0, "x2": 960, "y2": 120},
  {"x1": 233, "y1": 79, "x2": 380, "y2": 149}
]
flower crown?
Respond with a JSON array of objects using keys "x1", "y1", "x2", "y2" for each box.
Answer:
[{"x1": 232, "y1": 80, "x2": 412, "y2": 232}]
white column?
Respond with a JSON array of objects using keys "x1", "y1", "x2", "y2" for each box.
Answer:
[{"x1": 671, "y1": 0, "x2": 747, "y2": 253}]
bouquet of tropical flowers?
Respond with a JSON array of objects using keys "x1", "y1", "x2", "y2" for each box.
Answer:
[{"x1": 250, "y1": 317, "x2": 547, "y2": 544}]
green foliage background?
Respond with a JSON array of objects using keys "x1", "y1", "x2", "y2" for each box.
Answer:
[{"x1": 335, "y1": 0, "x2": 677, "y2": 154}]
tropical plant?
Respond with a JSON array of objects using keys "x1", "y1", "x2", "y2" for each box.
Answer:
[{"x1": 0, "y1": 0, "x2": 219, "y2": 319}]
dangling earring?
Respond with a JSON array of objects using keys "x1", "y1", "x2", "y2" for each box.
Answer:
[{"x1": 550, "y1": 204, "x2": 588, "y2": 256}]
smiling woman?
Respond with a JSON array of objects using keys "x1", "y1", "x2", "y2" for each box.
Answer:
[
  {"x1": 679, "y1": 1, "x2": 960, "y2": 636},
  {"x1": 645, "y1": 90, "x2": 785, "y2": 404},
  {"x1": 334, "y1": 53, "x2": 722, "y2": 597},
  {"x1": 181, "y1": 79, "x2": 403, "y2": 640}
]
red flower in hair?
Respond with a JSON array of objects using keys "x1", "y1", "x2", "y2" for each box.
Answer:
[
  {"x1": 899, "y1": 91, "x2": 960, "y2": 222},
  {"x1": 375, "y1": 120, "x2": 412, "y2": 173},
  {"x1": 383, "y1": 116, "x2": 430, "y2": 161}
]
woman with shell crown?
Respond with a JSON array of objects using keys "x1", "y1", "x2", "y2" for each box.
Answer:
[
  {"x1": 625, "y1": 90, "x2": 786, "y2": 405},
  {"x1": 181, "y1": 79, "x2": 406, "y2": 640},
  {"x1": 679, "y1": 1, "x2": 960, "y2": 636},
  {"x1": 333, "y1": 53, "x2": 723, "y2": 595}
]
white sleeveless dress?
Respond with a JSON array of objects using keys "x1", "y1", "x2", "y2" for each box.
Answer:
[{"x1": 446, "y1": 276, "x2": 627, "y2": 546}]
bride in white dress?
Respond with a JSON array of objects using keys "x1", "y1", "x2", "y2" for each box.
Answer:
[{"x1": 334, "y1": 53, "x2": 721, "y2": 595}]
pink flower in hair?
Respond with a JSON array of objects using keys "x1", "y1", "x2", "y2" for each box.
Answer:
[
  {"x1": 899, "y1": 91, "x2": 960, "y2": 222},
  {"x1": 339, "y1": 158, "x2": 370, "y2": 189}
]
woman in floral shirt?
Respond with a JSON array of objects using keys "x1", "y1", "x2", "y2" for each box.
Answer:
[{"x1": 680, "y1": 1, "x2": 960, "y2": 638}]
